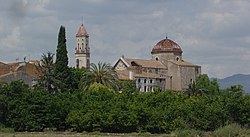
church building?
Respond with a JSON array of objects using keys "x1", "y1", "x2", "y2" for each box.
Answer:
[
  {"x1": 75, "y1": 24, "x2": 90, "y2": 69},
  {"x1": 114, "y1": 36, "x2": 201, "y2": 92}
]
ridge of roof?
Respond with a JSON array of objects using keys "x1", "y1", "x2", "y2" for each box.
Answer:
[{"x1": 169, "y1": 60, "x2": 199, "y2": 67}]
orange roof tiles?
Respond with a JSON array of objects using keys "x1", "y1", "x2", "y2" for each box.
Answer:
[
  {"x1": 124, "y1": 58, "x2": 166, "y2": 69},
  {"x1": 76, "y1": 24, "x2": 88, "y2": 37},
  {"x1": 151, "y1": 38, "x2": 182, "y2": 54}
]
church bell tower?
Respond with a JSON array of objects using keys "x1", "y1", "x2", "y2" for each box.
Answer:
[{"x1": 75, "y1": 24, "x2": 90, "y2": 69}]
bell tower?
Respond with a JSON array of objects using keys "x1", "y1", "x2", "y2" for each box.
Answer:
[{"x1": 75, "y1": 24, "x2": 90, "y2": 69}]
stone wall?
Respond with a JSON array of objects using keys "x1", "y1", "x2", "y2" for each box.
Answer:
[{"x1": 0, "y1": 71, "x2": 36, "y2": 87}]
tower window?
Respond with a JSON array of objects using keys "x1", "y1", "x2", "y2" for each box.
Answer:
[
  {"x1": 87, "y1": 59, "x2": 90, "y2": 68},
  {"x1": 76, "y1": 59, "x2": 79, "y2": 68}
]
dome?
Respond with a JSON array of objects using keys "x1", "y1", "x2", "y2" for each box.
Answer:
[
  {"x1": 151, "y1": 38, "x2": 182, "y2": 54},
  {"x1": 76, "y1": 24, "x2": 88, "y2": 37}
]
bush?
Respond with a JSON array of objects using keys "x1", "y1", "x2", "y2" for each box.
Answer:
[
  {"x1": 173, "y1": 129, "x2": 204, "y2": 137},
  {"x1": 213, "y1": 123, "x2": 246, "y2": 137},
  {"x1": 0, "y1": 124, "x2": 14, "y2": 133}
]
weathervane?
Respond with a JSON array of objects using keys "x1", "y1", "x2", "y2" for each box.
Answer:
[{"x1": 81, "y1": 16, "x2": 83, "y2": 25}]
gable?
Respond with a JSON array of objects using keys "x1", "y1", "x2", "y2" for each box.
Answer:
[{"x1": 114, "y1": 59, "x2": 128, "y2": 71}]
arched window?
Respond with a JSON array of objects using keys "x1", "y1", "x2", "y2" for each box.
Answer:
[{"x1": 176, "y1": 57, "x2": 179, "y2": 61}]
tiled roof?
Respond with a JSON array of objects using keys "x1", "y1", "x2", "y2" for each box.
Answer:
[
  {"x1": 76, "y1": 24, "x2": 88, "y2": 37},
  {"x1": 0, "y1": 62, "x2": 40, "y2": 77},
  {"x1": 151, "y1": 38, "x2": 182, "y2": 54},
  {"x1": 116, "y1": 70, "x2": 165, "y2": 80},
  {"x1": 169, "y1": 60, "x2": 199, "y2": 67},
  {"x1": 116, "y1": 70, "x2": 130, "y2": 80},
  {"x1": 134, "y1": 72, "x2": 165, "y2": 79},
  {"x1": 124, "y1": 58, "x2": 166, "y2": 69},
  {"x1": 0, "y1": 62, "x2": 6, "y2": 66}
]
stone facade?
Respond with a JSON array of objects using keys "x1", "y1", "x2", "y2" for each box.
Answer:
[
  {"x1": 75, "y1": 24, "x2": 90, "y2": 69},
  {"x1": 114, "y1": 37, "x2": 201, "y2": 92},
  {"x1": 0, "y1": 61, "x2": 39, "y2": 86}
]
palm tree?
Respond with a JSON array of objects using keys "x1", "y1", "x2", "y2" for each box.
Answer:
[
  {"x1": 79, "y1": 62, "x2": 119, "y2": 91},
  {"x1": 36, "y1": 52, "x2": 56, "y2": 92},
  {"x1": 185, "y1": 82, "x2": 206, "y2": 96}
]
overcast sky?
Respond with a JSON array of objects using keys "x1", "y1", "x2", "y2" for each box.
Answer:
[{"x1": 0, "y1": 0, "x2": 250, "y2": 78}]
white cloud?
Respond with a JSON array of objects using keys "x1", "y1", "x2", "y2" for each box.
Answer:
[
  {"x1": 0, "y1": 27, "x2": 22, "y2": 50},
  {"x1": 0, "y1": 0, "x2": 250, "y2": 78}
]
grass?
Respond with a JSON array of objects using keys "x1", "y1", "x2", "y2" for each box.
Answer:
[
  {"x1": 1, "y1": 124, "x2": 250, "y2": 137},
  {"x1": 0, "y1": 132, "x2": 173, "y2": 137}
]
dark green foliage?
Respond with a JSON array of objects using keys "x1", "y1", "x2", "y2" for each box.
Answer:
[
  {"x1": 68, "y1": 67, "x2": 86, "y2": 90},
  {"x1": 36, "y1": 52, "x2": 56, "y2": 93},
  {"x1": 54, "y1": 26, "x2": 70, "y2": 91},
  {"x1": 79, "y1": 62, "x2": 119, "y2": 91},
  {"x1": 0, "y1": 78, "x2": 249, "y2": 133},
  {"x1": 185, "y1": 74, "x2": 220, "y2": 96}
]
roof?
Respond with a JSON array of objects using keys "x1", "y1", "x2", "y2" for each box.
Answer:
[
  {"x1": 116, "y1": 70, "x2": 165, "y2": 80},
  {"x1": 0, "y1": 62, "x2": 40, "y2": 77},
  {"x1": 0, "y1": 62, "x2": 6, "y2": 66},
  {"x1": 169, "y1": 60, "x2": 199, "y2": 67},
  {"x1": 123, "y1": 58, "x2": 166, "y2": 69},
  {"x1": 134, "y1": 72, "x2": 165, "y2": 79},
  {"x1": 76, "y1": 24, "x2": 88, "y2": 37},
  {"x1": 151, "y1": 38, "x2": 182, "y2": 54}
]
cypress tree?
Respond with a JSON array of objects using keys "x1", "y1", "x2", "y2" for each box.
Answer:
[{"x1": 55, "y1": 26, "x2": 70, "y2": 91}]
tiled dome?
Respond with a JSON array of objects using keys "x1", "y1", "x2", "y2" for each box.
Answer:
[{"x1": 151, "y1": 38, "x2": 182, "y2": 54}]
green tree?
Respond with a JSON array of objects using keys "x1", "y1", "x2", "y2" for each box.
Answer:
[
  {"x1": 68, "y1": 67, "x2": 86, "y2": 91},
  {"x1": 54, "y1": 25, "x2": 70, "y2": 91},
  {"x1": 36, "y1": 52, "x2": 56, "y2": 92},
  {"x1": 79, "y1": 62, "x2": 119, "y2": 91},
  {"x1": 185, "y1": 82, "x2": 205, "y2": 96},
  {"x1": 196, "y1": 74, "x2": 219, "y2": 94}
]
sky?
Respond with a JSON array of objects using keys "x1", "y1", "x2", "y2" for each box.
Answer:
[{"x1": 0, "y1": 0, "x2": 250, "y2": 79}]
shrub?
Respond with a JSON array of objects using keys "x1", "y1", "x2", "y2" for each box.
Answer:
[{"x1": 213, "y1": 123, "x2": 246, "y2": 137}]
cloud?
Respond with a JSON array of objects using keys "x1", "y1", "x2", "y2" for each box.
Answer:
[
  {"x1": 8, "y1": 0, "x2": 29, "y2": 21},
  {"x1": 0, "y1": 0, "x2": 250, "y2": 78}
]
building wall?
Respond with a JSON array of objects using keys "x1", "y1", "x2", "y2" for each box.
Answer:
[
  {"x1": 167, "y1": 61, "x2": 182, "y2": 90},
  {"x1": 75, "y1": 36, "x2": 90, "y2": 69},
  {"x1": 115, "y1": 60, "x2": 127, "y2": 70},
  {"x1": 0, "y1": 71, "x2": 36, "y2": 86},
  {"x1": 180, "y1": 66, "x2": 201, "y2": 89},
  {"x1": 152, "y1": 52, "x2": 182, "y2": 64},
  {"x1": 135, "y1": 77, "x2": 165, "y2": 92}
]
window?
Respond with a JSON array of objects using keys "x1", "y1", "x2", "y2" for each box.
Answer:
[
  {"x1": 149, "y1": 69, "x2": 152, "y2": 73},
  {"x1": 155, "y1": 69, "x2": 158, "y2": 74},
  {"x1": 144, "y1": 86, "x2": 147, "y2": 92},
  {"x1": 144, "y1": 79, "x2": 147, "y2": 83},
  {"x1": 87, "y1": 59, "x2": 90, "y2": 68},
  {"x1": 150, "y1": 79, "x2": 153, "y2": 83},
  {"x1": 76, "y1": 59, "x2": 79, "y2": 68},
  {"x1": 138, "y1": 79, "x2": 141, "y2": 83},
  {"x1": 176, "y1": 57, "x2": 179, "y2": 61}
]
